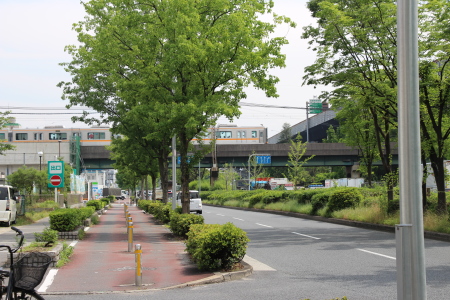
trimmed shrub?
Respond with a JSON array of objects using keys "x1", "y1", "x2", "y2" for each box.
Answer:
[
  {"x1": 311, "y1": 191, "x2": 331, "y2": 215},
  {"x1": 186, "y1": 222, "x2": 249, "y2": 271},
  {"x1": 86, "y1": 200, "x2": 103, "y2": 211},
  {"x1": 169, "y1": 213, "x2": 204, "y2": 237},
  {"x1": 49, "y1": 209, "x2": 83, "y2": 232},
  {"x1": 326, "y1": 188, "x2": 363, "y2": 215},
  {"x1": 152, "y1": 203, "x2": 172, "y2": 223}
]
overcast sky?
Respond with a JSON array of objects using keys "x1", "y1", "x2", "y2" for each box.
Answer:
[{"x1": 0, "y1": 0, "x2": 329, "y2": 137}]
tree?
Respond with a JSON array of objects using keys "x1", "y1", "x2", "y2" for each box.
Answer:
[
  {"x1": 0, "y1": 112, "x2": 15, "y2": 154},
  {"x1": 285, "y1": 135, "x2": 315, "y2": 189},
  {"x1": 278, "y1": 123, "x2": 292, "y2": 143},
  {"x1": 59, "y1": 0, "x2": 295, "y2": 213},
  {"x1": 7, "y1": 166, "x2": 42, "y2": 198},
  {"x1": 221, "y1": 163, "x2": 237, "y2": 190},
  {"x1": 302, "y1": 0, "x2": 399, "y2": 202}
]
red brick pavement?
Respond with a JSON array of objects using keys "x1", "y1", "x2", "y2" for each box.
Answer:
[{"x1": 44, "y1": 202, "x2": 214, "y2": 293}]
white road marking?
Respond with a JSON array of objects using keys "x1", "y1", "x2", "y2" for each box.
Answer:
[
  {"x1": 233, "y1": 217, "x2": 244, "y2": 221},
  {"x1": 244, "y1": 255, "x2": 276, "y2": 271},
  {"x1": 357, "y1": 248, "x2": 396, "y2": 260},
  {"x1": 37, "y1": 268, "x2": 58, "y2": 292},
  {"x1": 292, "y1": 232, "x2": 321, "y2": 240},
  {"x1": 217, "y1": 214, "x2": 225, "y2": 216},
  {"x1": 256, "y1": 223, "x2": 273, "y2": 228}
]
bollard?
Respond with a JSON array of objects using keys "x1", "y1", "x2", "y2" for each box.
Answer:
[
  {"x1": 124, "y1": 204, "x2": 128, "y2": 213},
  {"x1": 128, "y1": 221, "x2": 133, "y2": 252},
  {"x1": 127, "y1": 217, "x2": 132, "y2": 234},
  {"x1": 135, "y1": 244, "x2": 142, "y2": 286}
]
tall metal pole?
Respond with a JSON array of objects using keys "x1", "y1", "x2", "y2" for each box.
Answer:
[
  {"x1": 396, "y1": 0, "x2": 427, "y2": 298},
  {"x1": 306, "y1": 101, "x2": 309, "y2": 142},
  {"x1": 171, "y1": 134, "x2": 177, "y2": 210}
]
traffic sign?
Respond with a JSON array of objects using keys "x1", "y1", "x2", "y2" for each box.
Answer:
[
  {"x1": 309, "y1": 99, "x2": 322, "y2": 114},
  {"x1": 50, "y1": 175, "x2": 62, "y2": 186},
  {"x1": 47, "y1": 161, "x2": 64, "y2": 188},
  {"x1": 256, "y1": 155, "x2": 271, "y2": 164}
]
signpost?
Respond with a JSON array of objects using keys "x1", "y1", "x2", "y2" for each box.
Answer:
[
  {"x1": 248, "y1": 154, "x2": 271, "y2": 190},
  {"x1": 308, "y1": 99, "x2": 322, "y2": 114},
  {"x1": 48, "y1": 161, "x2": 64, "y2": 203}
]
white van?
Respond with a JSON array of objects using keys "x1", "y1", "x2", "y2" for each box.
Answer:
[
  {"x1": 176, "y1": 190, "x2": 202, "y2": 214},
  {"x1": 0, "y1": 185, "x2": 18, "y2": 227}
]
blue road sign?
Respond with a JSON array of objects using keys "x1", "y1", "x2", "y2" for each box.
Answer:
[{"x1": 256, "y1": 155, "x2": 271, "y2": 164}]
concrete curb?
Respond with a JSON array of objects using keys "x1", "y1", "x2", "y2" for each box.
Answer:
[{"x1": 41, "y1": 261, "x2": 253, "y2": 295}]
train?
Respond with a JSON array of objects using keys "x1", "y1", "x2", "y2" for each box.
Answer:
[
  {"x1": 0, "y1": 124, "x2": 113, "y2": 146},
  {"x1": 0, "y1": 123, "x2": 268, "y2": 145}
]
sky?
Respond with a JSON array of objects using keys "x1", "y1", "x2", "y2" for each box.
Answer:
[{"x1": 0, "y1": 0, "x2": 330, "y2": 138}]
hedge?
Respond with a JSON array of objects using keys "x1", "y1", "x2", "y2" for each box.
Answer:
[
  {"x1": 169, "y1": 213, "x2": 204, "y2": 237},
  {"x1": 186, "y1": 222, "x2": 249, "y2": 271}
]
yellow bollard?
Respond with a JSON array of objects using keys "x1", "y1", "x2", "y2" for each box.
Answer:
[
  {"x1": 135, "y1": 244, "x2": 142, "y2": 286},
  {"x1": 128, "y1": 221, "x2": 133, "y2": 252}
]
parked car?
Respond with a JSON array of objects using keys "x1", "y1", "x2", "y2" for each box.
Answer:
[
  {"x1": 0, "y1": 185, "x2": 18, "y2": 227},
  {"x1": 176, "y1": 190, "x2": 202, "y2": 214}
]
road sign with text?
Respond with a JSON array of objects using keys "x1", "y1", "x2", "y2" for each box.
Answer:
[
  {"x1": 256, "y1": 155, "x2": 271, "y2": 164},
  {"x1": 48, "y1": 161, "x2": 64, "y2": 188}
]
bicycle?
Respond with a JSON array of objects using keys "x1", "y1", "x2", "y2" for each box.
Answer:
[{"x1": 0, "y1": 227, "x2": 52, "y2": 300}]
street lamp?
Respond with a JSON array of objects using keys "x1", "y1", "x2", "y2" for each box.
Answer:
[{"x1": 38, "y1": 151, "x2": 43, "y2": 195}]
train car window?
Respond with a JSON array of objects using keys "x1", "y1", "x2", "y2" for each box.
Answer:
[
  {"x1": 216, "y1": 131, "x2": 232, "y2": 138},
  {"x1": 72, "y1": 132, "x2": 81, "y2": 138},
  {"x1": 0, "y1": 133, "x2": 5, "y2": 140},
  {"x1": 252, "y1": 131, "x2": 257, "y2": 138},
  {"x1": 49, "y1": 133, "x2": 67, "y2": 140},
  {"x1": 88, "y1": 132, "x2": 106, "y2": 140},
  {"x1": 241, "y1": 131, "x2": 246, "y2": 138},
  {"x1": 34, "y1": 133, "x2": 43, "y2": 140},
  {"x1": 15, "y1": 133, "x2": 28, "y2": 140},
  {"x1": 260, "y1": 131, "x2": 264, "y2": 137},
  {"x1": 237, "y1": 131, "x2": 241, "y2": 138},
  {"x1": 8, "y1": 133, "x2": 12, "y2": 142}
]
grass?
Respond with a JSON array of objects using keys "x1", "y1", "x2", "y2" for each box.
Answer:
[{"x1": 205, "y1": 192, "x2": 450, "y2": 235}]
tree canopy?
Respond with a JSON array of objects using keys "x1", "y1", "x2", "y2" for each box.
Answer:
[{"x1": 59, "y1": 0, "x2": 295, "y2": 213}]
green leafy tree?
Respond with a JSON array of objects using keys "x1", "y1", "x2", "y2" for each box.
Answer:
[
  {"x1": 278, "y1": 123, "x2": 292, "y2": 143},
  {"x1": 221, "y1": 163, "x2": 237, "y2": 191},
  {"x1": 285, "y1": 135, "x2": 315, "y2": 189},
  {"x1": 7, "y1": 166, "x2": 43, "y2": 198},
  {"x1": 0, "y1": 112, "x2": 15, "y2": 154},
  {"x1": 59, "y1": 0, "x2": 295, "y2": 214},
  {"x1": 302, "y1": 0, "x2": 399, "y2": 201}
]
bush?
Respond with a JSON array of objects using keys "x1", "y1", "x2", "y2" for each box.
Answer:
[
  {"x1": 49, "y1": 209, "x2": 83, "y2": 232},
  {"x1": 186, "y1": 222, "x2": 249, "y2": 271},
  {"x1": 34, "y1": 227, "x2": 59, "y2": 246},
  {"x1": 86, "y1": 200, "x2": 103, "y2": 211},
  {"x1": 311, "y1": 191, "x2": 331, "y2": 215},
  {"x1": 152, "y1": 203, "x2": 172, "y2": 223},
  {"x1": 169, "y1": 213, "x2": 204, "y2": 237},
  {"x1": 325, "y1": 187, "x2": 363, "y2": 215}
]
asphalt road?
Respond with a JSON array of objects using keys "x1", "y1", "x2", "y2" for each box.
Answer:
[{"x1": 22, "y1": 206, "x2": 450, "y2": 299}]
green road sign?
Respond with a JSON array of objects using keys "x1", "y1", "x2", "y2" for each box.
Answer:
[
  {"x1": 309, "y1": 99, "x2": 322, "y2": 114},
  {"x1": 48, "y1": 161, "x2": 65, "y2": 188}
]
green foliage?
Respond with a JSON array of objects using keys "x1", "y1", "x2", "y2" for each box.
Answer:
[
  {"x1": 56, "y1": 242, "x2": 74, "y2": 268},
  {"x1": 285, "y1": 135, "x2": 315, "y2": 189},
  {"x1": 90, "y1": 214, "x2": 100, "y2": 225},
  {"x1": 169, "y1": 213, "x2": 204, "y2": 237},
  {"x1": 311, "y1": 191, "x2": 332, "y2": 215},
  {"x1": 49, "y1": 209, "x2": 83, "y2": 232},
  {"x1": 86, "y1": 200, "x2": 104, "y2": 211},
  {"x1": 185, "y1": 223, "x2": 249, "y2": 271},
  {"x1": 34, "y1": 227, "x2": 59, "y2": 246},
  {"x1": 325, "y1": 187, "x2": 363, "y2": 215},
  {"x1": 7, "y1": 166, "x2": 46, "y2": 196}
]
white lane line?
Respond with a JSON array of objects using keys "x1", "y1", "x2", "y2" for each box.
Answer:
[
  {"x1": 37, "y1": 268, "x2": 58, "y2": 292},
  {"x1": 243, "y1": 255, "x2": 276, "y2": 271},
  {"x1": 233, "y1": 217, "x2": 244, "y2": 221},
  {"x1": 357, "y1": 248, "x2": 396, "y2": 260},
  {"x1": 256, "y1": 223, "x2": 273, "y2": 228},
  {"x1": 292, "y1": 232, "x2": 321, "y2": 240},
  {"x1": 217, "y1": 214, "x2": 225, "y2": 216}
]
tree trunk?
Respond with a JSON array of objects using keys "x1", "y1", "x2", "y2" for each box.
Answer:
[
  {"x1": 421, "y1": 152, "x2": 428, "y2": 211},
  {"x1": 151, "y1": 175, "x2": 157, "y2": 201},
  {"x1": 158, "y1": 156, "x2": 169, "y2": 203},
  {"x1": 430, "y1": 155, "x2": 447, "y2": 214}
]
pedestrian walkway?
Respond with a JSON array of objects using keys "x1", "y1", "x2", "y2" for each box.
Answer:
[{"x1": 39, "y1": 202, "x2": 216, "y2": 294}]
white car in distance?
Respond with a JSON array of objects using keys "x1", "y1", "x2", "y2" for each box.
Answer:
[{"x1": 176, "y1": 190, "x2": 202, "y2": 214}]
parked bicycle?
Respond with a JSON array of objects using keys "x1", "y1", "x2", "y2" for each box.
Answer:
[{"x1": 0, "y1": 227, "x2": 51, "y2": 300}]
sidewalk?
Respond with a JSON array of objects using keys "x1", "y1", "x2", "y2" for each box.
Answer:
[{"x1": 39, "y1": 202, "x2": 219, "y2": 294}]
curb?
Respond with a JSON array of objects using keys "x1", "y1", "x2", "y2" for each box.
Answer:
[{"x1": 41, "y1": 261, "x2": 253, "y2": 295}]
